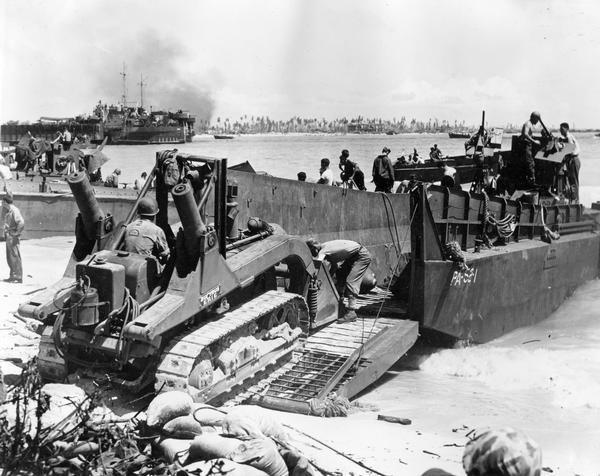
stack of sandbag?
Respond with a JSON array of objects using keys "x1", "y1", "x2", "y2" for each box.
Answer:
[{"x1": 144, "y1": 391, "x2": 314, "y2": 475}]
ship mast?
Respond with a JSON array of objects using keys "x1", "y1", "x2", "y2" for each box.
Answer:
[
  {"x1": 120, "y1": 63, "x2": 128, "y2": 107},
  {"x1": 138, "y1": 73, "x2": 146, "y2": 109}
]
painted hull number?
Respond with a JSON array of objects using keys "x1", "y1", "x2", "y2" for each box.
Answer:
[{"x1": 450, "y1": 267, "x2": 478, "y2": 287}]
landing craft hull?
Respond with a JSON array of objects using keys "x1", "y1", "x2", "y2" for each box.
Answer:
[
  {"x1": 448, "y1": 132, "x2": 471, "y2": 139},
  {"x1": 105, "y1": 125, "x2": 188, "y2": 144},
  {"x1": 409, "y1": 184, "x2": 600, "y2": 343},
  {"x1": 417, "y1": 234, "x2": 599, "y2": 343},
  {"x1": 394, "y1": 154, "x2": 501, "y2": 183}
]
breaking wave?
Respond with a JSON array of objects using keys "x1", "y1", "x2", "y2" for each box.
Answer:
[
  {"x1": 420, "y1": 279, "x2": 600, "y2": 410},
  {"x1": 420, "y1": 345, "x2": 600, "y2": 409}
]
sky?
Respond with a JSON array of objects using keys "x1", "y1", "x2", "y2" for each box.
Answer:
[{"x1": 1, "y1": 0, "x2": 599, "y2": 128}]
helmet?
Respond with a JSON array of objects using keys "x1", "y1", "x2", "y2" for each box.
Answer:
[
  {"x1": 382, "y1": 147, "x2": 391, "y2": 154},
  {"x1": 530, "y1": 111, "x2": 541, "y2": 120},
  {"x1": 462, "y1": 427, "x2": 542, "y2": 476},
  {"x1": 2, "y1": 191, "x2": 14, "y2": 204},
  {"x1": 114, "y1": 168, "x2": 122, "y2": 175},
  {"x1": 137, "y1": 196, "x2": 159, "y2": 216},
  {"x1": 341, "y1": 149, "x2": 349, "y2": 158}
]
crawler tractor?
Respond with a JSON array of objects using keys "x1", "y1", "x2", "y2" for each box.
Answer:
[{"x1": 19, "y1": 151, "x2": 417, "y2": 412}]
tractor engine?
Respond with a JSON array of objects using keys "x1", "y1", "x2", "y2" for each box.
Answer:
[{"x1": 57, "y1": 250, "x2": 160, "y2": 368}]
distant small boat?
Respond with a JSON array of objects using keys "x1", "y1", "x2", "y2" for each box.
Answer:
[
  {"x1": 214, "y1": 134, "x2": 234, "y2": 140},
  {"x1": 448, "y1": 131, "x2": 471, "y2": 139},
  {"x1": 385, "y1": 130, "x2": 397, "y2": 135}
]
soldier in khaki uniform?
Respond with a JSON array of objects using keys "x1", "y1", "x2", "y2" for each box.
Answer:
[
  {"x1": 306, "y1": 238, "x2": 371, "y2": 323},
  {"x1": 2, "y1": 192, "x2": 25, "y2": 283},
  {"x1": 124, "y1": 196, "x2": 169, "y2": 264}
]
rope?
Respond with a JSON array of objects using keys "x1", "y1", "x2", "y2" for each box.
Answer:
[
  {"x1": 479, "y1": 190, "x2": 517, "y2": 245},
  {"x1": 308, "y1": 393, "x2": 351, "y2": 417},
  {"x1": 355, "y1": 197, "x2": 418, "y2": 367}
]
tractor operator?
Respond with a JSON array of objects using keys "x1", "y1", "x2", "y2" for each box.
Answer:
[
  {"x1": 306, "y1": 238, "x2": 371, "y2": 323},
  {"x1": 520, "y1": 111, "x2": 542, "y2": 187},
  {"x1": 124, "y1": 196, "x2": 170, "y2": 265}
]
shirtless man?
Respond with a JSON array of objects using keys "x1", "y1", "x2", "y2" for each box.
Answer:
[{"x1": 520, "y1": 111, "x2": 542, "y2": 187}]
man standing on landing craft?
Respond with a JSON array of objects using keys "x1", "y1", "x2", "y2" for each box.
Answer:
[{"x1": 520, "y1": 111, "x2": 542, "y2": 187}]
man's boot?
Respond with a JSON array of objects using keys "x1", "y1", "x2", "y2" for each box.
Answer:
[
  {"x1": 338, "y1": 308, "x2": 357, "y2": 323},
  {"x1": 338, "y1": 295, "x2": 358, "y2": 323}
]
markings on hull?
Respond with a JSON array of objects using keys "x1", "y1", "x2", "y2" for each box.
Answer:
[{"x1": 450, "y1": 267, "x2": 478, "y2": 287}]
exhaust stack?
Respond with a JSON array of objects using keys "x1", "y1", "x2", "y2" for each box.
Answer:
[
  {"x1": 67, "y1": 171, "x2": 105, "y2": 240},
  {"x1": 172, "y1": 182, "x2": 206, "y2": 260}
]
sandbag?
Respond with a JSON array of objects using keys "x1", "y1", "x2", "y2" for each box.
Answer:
[
  {"x1": 280, "y1": 449, "x2": 315, "y2": 476},
  {"x1": 156, "y1": 438, "x2": 192, "y2": 464},
  {"x1": 223, "y1": 405, "x2": 289, "y2": 443},
  {"x1": 146, "y1": 391, "x2": 193, "y2": 428},
  {"x1": 187, "y1": 434, "x2": 243, "y2": 463},
  {"x1": 163, "y1": 415, "x2": 204, "y2": 439},
  {"x1": 182, "y1": 458, "x2": 269, "y2": 475},
  {"x1": 222, "y1": 413, "x2": 263, "y2": 439},
  {"x1": 229, "y1": 438, "x2": 288, "y2": 476},
  {"x1": 192, "y1": 404, "x2": 227, "y2": 426}
]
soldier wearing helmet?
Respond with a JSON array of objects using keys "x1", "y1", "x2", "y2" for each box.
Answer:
[
  {"x1": 520, "y1": 111, "x2": 542, "y2": 187},
  {"x1": 462, "y1": 427, "x2": 542, "y2": 476},
  {"x1": 124, "y1": 196, "x2": 170, "y2": 264}
]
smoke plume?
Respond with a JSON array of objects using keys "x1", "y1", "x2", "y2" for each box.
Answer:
[{"x1": 93, "y1": 30, "x2": 215, "y2": 126}]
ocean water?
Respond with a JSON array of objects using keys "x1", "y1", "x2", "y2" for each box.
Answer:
[
  {"x1": 103, "y1": 131, "x2": 600, "y2": 206},
  {"x1": 103, "y1": 132, "x2": 600, "y2": 474}
]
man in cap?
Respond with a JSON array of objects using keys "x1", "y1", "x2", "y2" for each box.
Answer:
[
  {"x1": 317, "y1": 158, "x2": 334, "y2": 185},
  {"x1": 124, "y1": 196, "x2": 170, "y2": 264},
  {"x1": 520, "y1": 111, "x2": 542, "y2": 187},
  {"x1": 2, "y1": 192, "x2": 24, "y2": 283},
  {"x1": 462, "y1": 427, "x2": 542, "y2": 476},
  {"x1": 372, "y1": 147, "x2": 395, "y2": 192},
  {"x1": 306, "y1": 238, "x2": 371, "y2": 323},
  {"x1": 338, "y1": 149, "x2": 366, "y2": 190}
]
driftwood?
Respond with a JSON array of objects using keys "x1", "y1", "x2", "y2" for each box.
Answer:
[{"x1": 377, "y1": 414, "x2": 412, "y2": 425}]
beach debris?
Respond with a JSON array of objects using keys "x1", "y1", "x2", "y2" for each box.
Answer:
[
  {"x1": 377, "y1": 414, "x2": 412, "y2": 425},
  {"x1": 1, "y1": 364, "x2": 383, "y2": 475},
  {"x1": 423, "y1": 449, "x2": 441, "y2": 457}
]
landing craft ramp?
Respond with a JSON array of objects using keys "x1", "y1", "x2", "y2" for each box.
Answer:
[{"x1": 231, "y1": 290, "x2": 417, "y2": 414}]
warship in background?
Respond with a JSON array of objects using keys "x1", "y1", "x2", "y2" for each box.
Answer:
[{"x1": 1, "y1": 68, "x2": 196, "y2": 146}]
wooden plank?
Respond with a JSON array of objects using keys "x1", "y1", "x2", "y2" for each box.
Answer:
[{"x1": 303, "y1": 343, "x2": 354, "y2": 355}]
